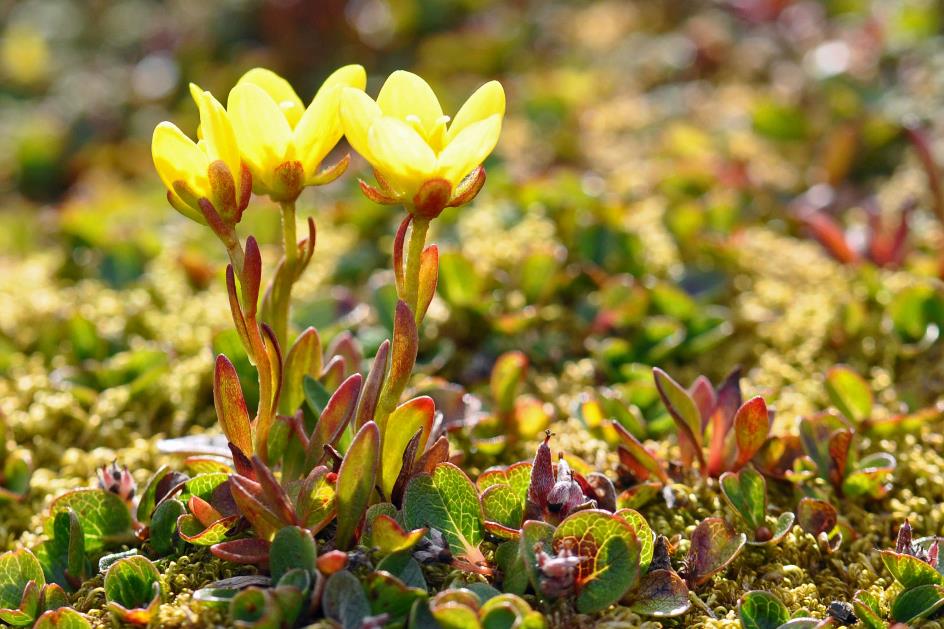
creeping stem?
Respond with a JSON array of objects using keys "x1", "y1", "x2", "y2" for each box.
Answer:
[{"x1": 403, "y1": 217, "x2": 430, "y2": 317}]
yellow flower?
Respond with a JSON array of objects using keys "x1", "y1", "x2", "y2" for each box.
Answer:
[
  {"x1": 227, "y1": 65, "x2": 366, "y2": 202},
  {"x1": 340, "y1": 70, "x2": 505, "y2": 218},
  {"x1": 152, "y1": 84, "x2": 250, "y2": 228}
]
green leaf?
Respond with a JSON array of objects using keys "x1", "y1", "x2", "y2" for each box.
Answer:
[
  {"x1": 653, "y1": 368, "x2": 704, "y2": 468},
  {"x1": 431, "y1": 601, "x2": 480, "y2": 629},
  {"x1": 270, "y1": 526, "x2": 316, "y2": 584},
  {"x1": 891, "y1": 584, "x2": 944, "y2": 623},
  {"x1": 553, "y1": 510, "x2": 641, "y2": 613},
  {"x1": 280, "y1": 327, "x2": 322, "y2": 415},
  {"x1": 756, "y1": 512, "x2": 795, "y2": 546},
  {"x1": 365, "y1": 571, "x2": 427, "y2": 622},
  {"x1": 135, "y1": 465, "x2": 171, "y2": 523},
  {"x1": 303, "y1": 374, "x2": 331, "y2": 416},
  {"x1": 103, "y1": 555, "x2": 161, "y2": 623},
  {"x1": 305, "y1": 373, "x2": 363, "y2": 472},
  {"x1": 439, "y1": 251, "x2": 483, "y2": 307},
  {"x1": 214, "y1": 354, "x2": 253, "y2": 457},
  {"x1": 881, "y1": 550, "x2": 944, "y2": 588},
  {"x1": 335, "y1": 421, "x2": 380, "y2": 550},
  {"x1": 495, "y1": 541, "x2": 528, "y2": 595},
  {"x1": 33, "y1": 607, "x2": 92, "y2": 629},
  {"x1": 825, "y1": 365, "x2": 873, "y2": 424},
  {"x1": 519, "y1": 520, "x2": 555, "y2": 595},
  {"x1": 44, "y1": 489, "x2": 132, "y2": 553},
  {"x1": 403, "y1": 463, "x2": 486, "y2": 566},
  {"x1": 149, "y1": 499, "x2": 186, "y2": 555},
  {"x1": 687, "y1": 518, "x2": 746, "y2": 587},
  {"x1": 627, "y1": 569, "x2": 690, "y2": 618},
  {"x1": 482, "y1": 484, "x2": 525, "y2": 531},
  {"x1": 614, "y1": 509, "x2": 654, "y2": 572},
  {"x1": 0, "y1": 549, "x2": 44, "y2": 626},
  {"x1": 230, "y1": 587, "x2": 282, "y2": 627},
  {"x1": 738, "y1": 590, "x2": 790, "y2": 629},
  {"x1": 843, "y1": 453, "x2": 896, "y2": 499},
  {"x1": 40, "y1": 509, "x2": 86, "y2": 590},
  {"x1": 852, "y1": 590, "x2": 885, "y2": 629},
  {"x1": 177, "y1": 514, "x2": 237, "y2": 546},
  {"x1": 490, "y1": 352, "x2": 528, "y2": 414},
  {"x1": 182, "y1": 473, "x2": 229, "y2": 503},
  {"x1": 370, "y1": 515, "x2": 427, "y2": 556},
  {"x1": 720, "y1": 469, "x2": 767, "y2": 532},
  {"x1": 322, "y1": 571, "x2": 370, "y2": 629},
  {"x1": 376, "y1": 552, "x2": 427, "y2": 590},
  {"x1": 381, "y1": 397, "x2": 435, "y2": 497},
  {"x1": 476, "y1": 462, "x2": 532, "y2": 495}
]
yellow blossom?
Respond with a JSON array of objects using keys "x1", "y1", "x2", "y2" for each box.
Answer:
[
  {"x1": 227, "y1": 65, "x2": 366, "y2": 202},
  {"x1": 151, "y1": 84, "x2": 250, "y2": 228},
  {"x1": 340, "y1": 70, "x2": 505, "y2": 218}
]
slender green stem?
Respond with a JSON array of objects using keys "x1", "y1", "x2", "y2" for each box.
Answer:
[
  {"x1": 272, "y1": 199, "x2": 298, "y2": 349},
  {"x1": 403, "y1": 217, "x2": 430, "y2": 316}
]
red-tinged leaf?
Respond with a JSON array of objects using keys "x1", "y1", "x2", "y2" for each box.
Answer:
[
  {"x1": 828, "y1": 429, "x2": 852, "y2": 488},
  {"x1": 249, "y1": 457, "x2": 296, "y2": 526},
  {"x1": 753, "y1": 435, "x2": 806, "y2": 479},
  {"x1": 686, "y1": 518, "x2": 746, "y2": 587},
  {"x1": 416, "y1": 244, "x2": 439, "y2": 325},
  {"x1": 390, "y1": 430, "x2": 423, "y2": 507},
  {"x1": 491, "y1": 352, "x2": 528, "y2": 415},
  {"x1": 448, "y1": 166, "x2": 486, "y2": 207},
  {"x1": 295, "y1": 466, "x2": 336, "y2": 534},
  {"x1": 707, "y1": 368, "x2": 743, "y2": 475},
  {"x1": 796, "y1": 497, "x2": 837, "y2": 536},
  {"x1": 415, "y1": 435, "x2": 449, "y2": 475},
  {"x1": 370, "y1": 515, "x2": 427, "y2": 555},
  {"x1": 228, "y1": 475, "x2": 284, "y2": 540},
  {"x1": 359, "y1": 178, "x2": 399, "y2": 204},
  {"x1": 280, "y1": 328, "x2": 323, "y2": 415},
  {"x1": 653, "y1": 368, "x2": 705, "y2": 470},
  {"x1": 381, "y1": 397, "x2": 436, "y2": 497},
  {"x1": 393, "y1": 215, "x2": 411, "y2": 294},
  {"x1": 335, "y1": 421, "x2": 380, "y2": 549},
  {"x1": 611, "y1": 421, "x2": 669, "y2": 483},
  {"x1": 627, "y1": 569, "x2": 691, "y2": 618},
  {"x1": 377, "y1": 301, "x2": 419, "y2": 427},
  {"x1": 213, "y1": 355, "x2": 252, "y2": 458},
  {"x1": 243, "y1": 237, "x2": 262, "y2": 312},
  {"x1": 881, "y1": 550, "x2": 944, "y2": 589},
  {"x1": 354, "y1": 340, "x2": 389, "y2": 430},
  {"x1": 229, "y1": 443, "x2": 255, "y2": 479},
  {"x1": 326, "y1": 332, "x2": 362, "y2": 376},
  {"x1": 803, "y1": 211, "x2": 859, "y2": 265},
  {"x1": 484, "y1": 520, "x2": 521, "y2": 540},
  {"x1": 210, "y1": 538, "x2": 271, "y2": 565},
  {"x1": 799, "y1": 414, "x2": 848, "y2": 481},
  {"x1": 528, "y1": 432, "x2": 554, "y2": 510},
  {"x1": 188, "y1": 495, "x2": 223, "y2": 528},
  {"x1": 260, "y1": 323, "x2": 283, "y2": 417},
  {"x1": 305, "y1": 374, "x2": 363, "y2": 470},
  {"x1": 320, "y1": 355, "x2": 346, "y2": 391},
  {"x1": 733, "y1": 397, "x2": 769, "y2": 471},
  {"x1": 689, "y1": 376, "x2": 716, "y2": 432},
  {"x1": 177, "y1": 514, "x2": 238, "y2": 545}
]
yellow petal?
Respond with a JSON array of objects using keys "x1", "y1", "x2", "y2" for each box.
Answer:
[
  {"x1": 437, "y1": 114, "x2": 502, "y2": 188},
  {"x1": 189, "y1": 84, "x2": 241, "y2": 184},
  {"x1": 340, "y1": 87, "x2": 382, "y2": 164},
  {"x1": 447, "y1": 80, "x2": 505, "y2": 143},
  {"x1": 367, "y1": 116, "x2": 437, "y2": 197},
  {"x1": 376, "y1": 70, "x2": 443, "y2": 139},
  {"x1": 236, "y1": 67, "x2": 304, "y2": 128},
  {"x1": 151, "y1": 121, "x2": 209, "y2": 196},
  {"x1": 227, "y1": 82, "x2": 293, "y2": 185},
  {"x1": 294, "y1": 65, "x2": 368, "y2": 178}
]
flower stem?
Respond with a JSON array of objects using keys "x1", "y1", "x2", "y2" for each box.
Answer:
[
  {"x1": 403, "y1": 217, "x2": 430, "y2": 317},
  {"x1": 272, "y1": 199, "x2": 298, "y2": 349}
]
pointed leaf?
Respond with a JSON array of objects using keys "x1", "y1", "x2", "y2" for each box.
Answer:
[
  {"x1": 377, "y1": 301, "x2": 419, "y2": 427},
  {"x1": 209, "y1": 538, "x2": 271, "y2": 565},
  {"x1": 653, "y1": 368, "x2": 704, "y2": 468},
  {"x1": 491, "y1": 352, "x2": 528, "y2": 414},
  {"x1": 335, "y1": 421, "x2": 380, "y2": 549},
  {"x1": 734, "y1": 398, "x2": 769, "y2": 470},
  {"x1": 381, "y1": 397, "x2": 435, "y2": 497},
  {"x1": 415, "y1": 244, "x2": 439, "y2": 324},
  {"x1": 214, "y1": 355, "x2": 253, "y2": 457},
  {"x1": 280, "y1": 328, "x2": 322, "y2": 415},
  {"x1": 306, "y1": 373, "x2": 363, "y2": 470},
  {"x1": 611, "y1": 421, "x2": 669, "y2": 483},
  {"x1": 177, "y1": 514, "x2": 237, "y2": 546},
  {"x1": 354, "y1": 340, "x2": 390, "y2": 430}
]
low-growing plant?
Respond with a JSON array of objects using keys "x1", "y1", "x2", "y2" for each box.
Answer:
[
  {"x1": 879, "y1": 521, "x2": 944, "y2": 624},
  {"x1": 720, "y1": 468, "x2": 794, "y2": 545}
]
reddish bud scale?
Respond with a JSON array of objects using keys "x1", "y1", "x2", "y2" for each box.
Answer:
[{"x1": 411, "y1": 178, "x2": 452, "y2": 220}]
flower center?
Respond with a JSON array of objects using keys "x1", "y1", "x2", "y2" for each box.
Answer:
[{"x1": 406, "y1": 114, "x2": 451, "y2": 153}]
